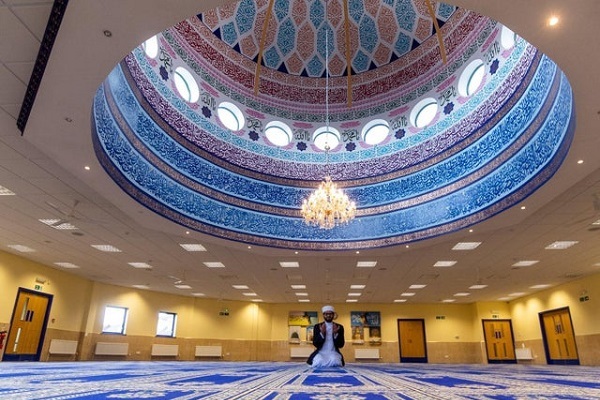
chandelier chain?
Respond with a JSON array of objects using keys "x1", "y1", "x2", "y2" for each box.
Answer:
[{"x1": 300, "y1": 0, "x2": 356, "y2": 230}]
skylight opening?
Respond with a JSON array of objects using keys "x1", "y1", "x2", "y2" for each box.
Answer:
[
  {"x1": 410, "y1": 97, "x2": 438, "y2": 128},
  {"x1": 264, "y1": 121, "x2": 292, "y2": 147},
  {"x1": 142, "y1": 35, "x2": 159, "y2": 58},
  {"x1": 217, "y1": 101, "x2": 245, "y2": 131},
  {"x1": 313, "y1": 126, "x2": 341, "y2": 151},
  {"x1": 173, "y1": 66, "x2": 200, "y2": 103},
  {"x1": 458, "y1": 59, "x2": 485, "y2": 97},
  {"x1": 362, "y1": 119, "x2": 390, "y2": 146}
]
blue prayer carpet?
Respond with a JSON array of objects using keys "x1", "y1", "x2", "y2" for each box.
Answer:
[{"x1": 0, "y1": 362, "x2": 599, "y2": 399}]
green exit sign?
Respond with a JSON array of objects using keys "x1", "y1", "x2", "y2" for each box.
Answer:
[{"x1": 34, "y1": 284, "x2": 43, "y2": 291}]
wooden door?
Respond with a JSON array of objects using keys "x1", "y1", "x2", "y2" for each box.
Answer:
[
  {"x1": 397, "y1": 319, "x2": 427, "y2": 363},
  {"x1": 482, "y1": 319, "x2": 516, "y2": 363},
  {"x1": 540, "y1": 307, "x2": 579, "y2": 365},
  {"x1": 2, "y1": 288, "x2": 53, "y2": 362}
]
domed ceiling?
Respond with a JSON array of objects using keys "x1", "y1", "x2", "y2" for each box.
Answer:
[{"x1": 92, "y1": 0, "x2": 574, "y2": 251}]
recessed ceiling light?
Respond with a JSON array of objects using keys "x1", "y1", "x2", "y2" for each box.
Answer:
[
  {"x1": 91, "y1": 244, "x2": 121, "y2": 252},
  {"x1": 545, "y1": 241, "x2": 578, "y2": 250},
  {"x1": 346, "y1": 299, "x2": 358, "y2": 303},
  {"x1": 39, "y1": 219, "x2": 78, "y2": 230},
  {"x1": 442, "y1": 299, "x2": 456, "y2": 303},
  {"x1": 577, "y1": 160, "x2": 584, "y2": 165},
  {"x1": 409, "y1": 284, "x2": 426, "y2": 289},
  {"x1": 548, "y1": 16, "x2": 559, "y2": 26},
  {"x1": 7, "y1": 244, "x2": 36, "y2": 253},
  {"x1": 128, "y1": 262, "x2": 153, "y2": 269},
  {"x1": 232, "y1": 285, "x2": 249, "y2": 289},
  {"x1": 0, "y1": 185, "x2": 16, "y2": 195},
  {"x1": 298, "y1": 299, "x2": 310, "y2": 302},
  {"x1": 454, "y1": 292, "x2": 470, "y2": 297},
  {"x1": 530, "y1": 284, "x2": 551, "y2": 289},
  {"x1": 252, "y1": 299, "x2": 263, "y2": 302},
  {"x1": 512, "y1": 260, "x2": 539, "y2": 267},
  {"x1": 497, "y1": 297, "x2": 512, "y2": 301},
  {"x1": 508, "y1": 292, "x2": 526, "y2": 297},
  {"x1": 350, "y1": 284, "x2": 366, "y2": 289},
  {"x1": 192, "y1": 292, "x2": 205, "y2": 296},
  {"x1": 54, "y1": 262, "x2": 80, "y2": 269},
  {"x1": 203, "y1": 262, "x2": 225, "y2": 268},
  {"x1": 243, "y1": 292, "x2": 257, "y2": 296},
  {"x1": 401, "y1": 292, "x2": 415, "y2": 297},
  {"x1": 592, "y1": 219, "x2": 600, "y2": 226},
  {"x1": 291, "y1": 284, "x2": 306, "y2": 289},
  {"x1": 175, "y1": 284, "x2": 192, "y2": 289},
  {"x1": 132, "y1": 284, "x2": 149, "y2": 289},
  {"x1": 469, "y1": 284, "x2": 488, "y2": 289},
  {"x1": 280, "y1": 261, "x2": 299, "y2": 268},
  {"x1": 434, "y1": 261, "x2": 457, "y2": 267},
  {"x1": 356, "y1": 261, "x2": 377, "y2": 268},
  {"x1": 347, "y1": 293, "x2": 362, "y2": 297},
  {"x1": 295, "y1": 292, "x2": 308, "y2": 296},
  {"x1": 180, "y1": 243, "x2": 207, "y2": 251},
  {"x1": 393, "y1": 299, "x2": 407, "y2": 303},
  {"x1": 452, "y1": 242, "x2": 481, "y2": 250}
]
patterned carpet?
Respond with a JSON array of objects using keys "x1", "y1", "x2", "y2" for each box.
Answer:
[{"x1": 0, "y1": 361, "x2": 599, "y2": 399}]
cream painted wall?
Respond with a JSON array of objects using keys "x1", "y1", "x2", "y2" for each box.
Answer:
[
  {"x1": 0, "y1": 250, "x2": 92, "y2": 332},
  {"x1": 1, "y1": 249, "x2": 599, "y2": 347},
  {"x1": 509, "y1": 273, "x2": 599, "y2": 340}
]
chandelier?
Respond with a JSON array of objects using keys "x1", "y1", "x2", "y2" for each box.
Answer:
[
  {"x1": 300, "y1": 0, "x2": 356, "y2": 229},
  {"x1": 301, "y1": 174, "x2": 356, "y2": 229}
]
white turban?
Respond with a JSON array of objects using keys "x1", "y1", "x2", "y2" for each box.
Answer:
[{"x1": 322, "y1": 305, "x2": 335, "y2": 313}]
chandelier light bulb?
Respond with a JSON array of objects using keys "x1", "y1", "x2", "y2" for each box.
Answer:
[{"x1": 301, "y1": 176, "x2": 356, "y2": 229}]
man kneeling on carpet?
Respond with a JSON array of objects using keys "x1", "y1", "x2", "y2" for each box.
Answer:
[{"x1": 307, "y1": 305, "x2": 345, "y2": 367}]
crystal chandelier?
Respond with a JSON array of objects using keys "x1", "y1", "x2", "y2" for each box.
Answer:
[
  {"x1": 300, "y1": 0, "x2": 356, "y2": 229},
  {"x1": 301, "y1": 174, "x2": 356, "y2": 229}
]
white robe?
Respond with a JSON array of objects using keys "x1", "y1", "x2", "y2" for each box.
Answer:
[{"x1": 311, "y1": 321, "x2": 343, "y2": 368}]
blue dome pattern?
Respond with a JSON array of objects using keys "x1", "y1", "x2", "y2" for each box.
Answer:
[{"x1": 91, "y1": 2, "x2": 575, "y2": 250}]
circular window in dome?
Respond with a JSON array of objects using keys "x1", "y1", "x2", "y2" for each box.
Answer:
[
  {"x1": 362, "y1": 119, "x2": 390, "y2": 146},
  {"x1": 264, "y1": 121, "x2": 292, "y2": 147},
  {"x1": 217, "y1": 101, "x2": 245, "y2": 132},
  {"x1": 458, "y1": 59, "x2": 485, "y2": 97},
  {"x1": 173, "y1": 66, "x2": 200, "y2": 103},
  {"x1": 313, "y1": 126, "x2": 341, "y2": 151},
  {"x1": 501, "y1": 26, "x2": 517, "y2": 49},
  {"x1": 142, "y1": 35, "x2": 159, "y2": 59},
  {"x1": 410, "y1": 98, "x2": 438, "y2": 128}
]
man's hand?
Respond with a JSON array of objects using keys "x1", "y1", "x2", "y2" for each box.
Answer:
[
  {"x1": 320, "y1": 323, "x2": 327, "y2": 335},
  {"x1": 332, "y1": 324, "x2": 339, "y2": 335}
]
